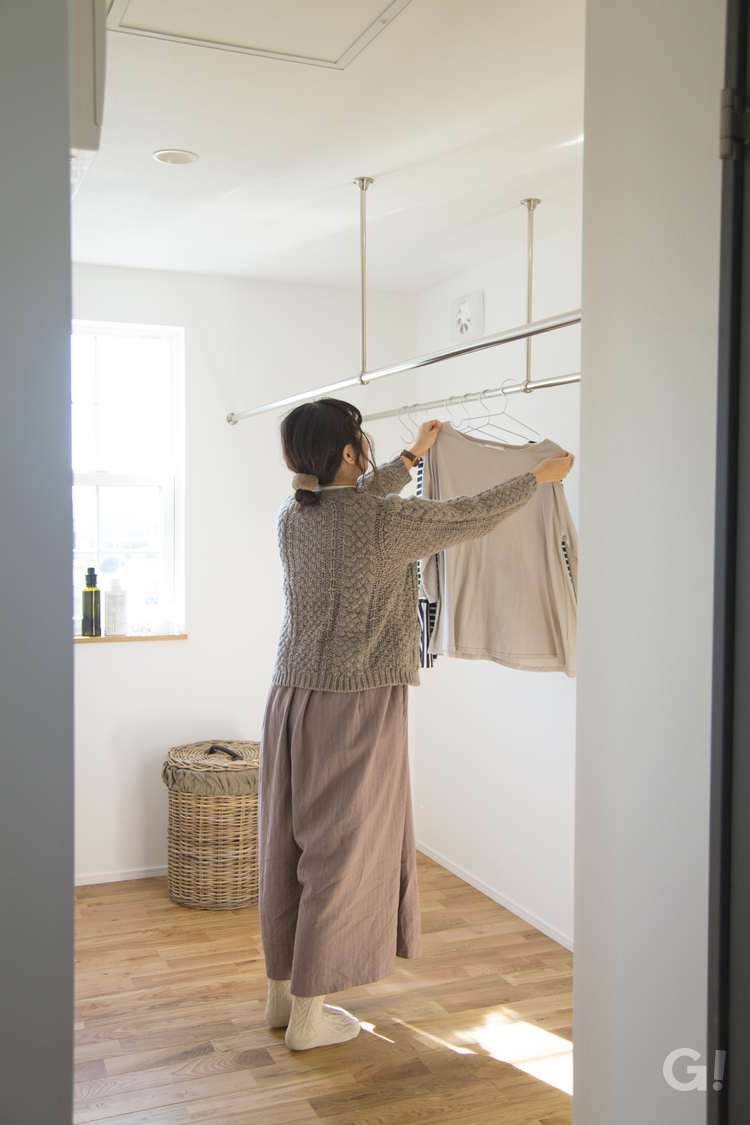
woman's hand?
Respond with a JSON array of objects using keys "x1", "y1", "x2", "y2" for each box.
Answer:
[
  {"x1": 409, "y1": 420, "x2": 442, "y2": 460},
  {"x1": 532, "y1": 450, "x2": 575, "y2": 485}
]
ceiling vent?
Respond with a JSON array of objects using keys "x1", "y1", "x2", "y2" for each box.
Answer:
[{"x1": 106, "y1": 0, "x2": 414, "y2": 69}]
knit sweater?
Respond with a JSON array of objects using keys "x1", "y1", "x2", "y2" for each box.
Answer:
[{"x1": 272, "y1": 454, "x2": 538, "y2": 692}]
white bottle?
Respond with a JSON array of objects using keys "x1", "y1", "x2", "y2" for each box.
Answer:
[{"x1": 105, "y1": 579, "x2": 127, "y2": 636}]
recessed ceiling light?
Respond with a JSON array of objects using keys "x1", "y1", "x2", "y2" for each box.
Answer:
[{"x1": 153, "y1": 149, "x2": 199, "y2": 164}]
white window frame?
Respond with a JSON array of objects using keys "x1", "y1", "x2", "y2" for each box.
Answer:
[{"x1": 71, "y1": 320, "x2": 185, "y2": 633}]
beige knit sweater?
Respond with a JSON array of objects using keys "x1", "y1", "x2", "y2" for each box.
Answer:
[{"x1": 272, "y1": 454, "x2": 537, "y2": 692}]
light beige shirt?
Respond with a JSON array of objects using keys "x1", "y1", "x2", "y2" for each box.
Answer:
[{"x1": 419, "y1": 423, "x2": 578, "y2": 676}]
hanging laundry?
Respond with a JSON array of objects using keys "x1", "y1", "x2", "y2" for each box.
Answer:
[
  {"x1": 417, "y1": 596, "x2": 439, "y2": 669},
  {"x1": 415, "y1": 455, "x2": 439, "y2": 669},
  {"x1": 419, "y1": 422, "x2": 577, "y2": 676}
]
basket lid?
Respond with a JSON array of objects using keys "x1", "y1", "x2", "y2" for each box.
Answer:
[
  {"x1": 162, "y1": 741, "x2": 260, "y2": 796},
  {"x1": 165, "y1": 741, "x2": 260, "y2": 771}
]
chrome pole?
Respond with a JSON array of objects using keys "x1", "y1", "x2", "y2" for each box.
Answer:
[
  {"x1": 362, "y1": 372, "x2": 581, "y2": 422},
  {"x1": 226, "y1": 309, "x2": 581, "y2": 422},
  {"x1": 354, "y1": 177, "x2": 374, "y2": 382},
  {"x1": 521, "y1": 198, "x2": 541, "y2": 392}
]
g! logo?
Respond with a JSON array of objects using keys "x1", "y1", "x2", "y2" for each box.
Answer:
[{"x1": 663, "y1": 1049, "x2": 707, "y2": 1091}]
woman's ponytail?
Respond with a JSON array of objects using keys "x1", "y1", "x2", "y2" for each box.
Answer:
[
  {"x1": 294, "y1": 487, "x2": 319, "y2": 507},
  {"x1": 291, "y1": 473, "x2": 321, "y2": 507}
]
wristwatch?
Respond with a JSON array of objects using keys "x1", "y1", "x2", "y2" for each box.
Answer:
[{"x1": 401, "y1": 448, "x2": 419, "y2": 464}]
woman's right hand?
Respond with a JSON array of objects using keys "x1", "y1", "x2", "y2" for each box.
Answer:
[
  {"x1": 532, "y1": 450, "x2": 575, "y2": 485},
  {"x1": 410, "y1": 419, "x2": 442, "y2": 459}
]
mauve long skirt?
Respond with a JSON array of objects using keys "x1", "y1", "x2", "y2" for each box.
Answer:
[{"x1": 258, "y1": 683, "x2": 422, "y2": 997}]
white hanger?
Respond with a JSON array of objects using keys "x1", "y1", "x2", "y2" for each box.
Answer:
[
  {"x1": 397, "y1": 404, "x2": 416, "y2": 443},
  {"x1": 443, "y1": 395, "x2": 459, "y2": 427},
  {"x1": 463, "y1": 388, "x2": 512, "y2": 436},
  {"x1": 497, "y1": 380, "x2": 542, "y2": 442},
  {"x1": 458, "y1": 387, "x2": 539, "y2": 442},
  {"x1": 456, "y1": 392, "x2": 475, "y2": 432},
  {"x1": 407, "y1": 402, "x2": 420, "y2": 437}
]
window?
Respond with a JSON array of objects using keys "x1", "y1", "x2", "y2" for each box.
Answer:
[{"x1": 71, "y1": 321, "x2": 185, "y2": 635}]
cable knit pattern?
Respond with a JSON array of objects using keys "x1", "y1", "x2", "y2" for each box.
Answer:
[
  {"x1": 272, "y1": 454, "x2": 537, "y2": 692},
  {"x1": 265, "y1": 979, "x2": 292, "y2": 1028},
  {"x1": 285, "y1": 996, "x2": 360, "y2": 1051}
]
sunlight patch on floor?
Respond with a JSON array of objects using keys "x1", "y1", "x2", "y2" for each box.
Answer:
[
  {"x1": 458, "y1": 1014, "x2": 573, "y2": 1094},
  {"x1": 360, "y1": 1020, "x2": 395, "y2": 1043},
  {"x1": 390, "y1": 1017, "x2": 475, "y2": 1055}
]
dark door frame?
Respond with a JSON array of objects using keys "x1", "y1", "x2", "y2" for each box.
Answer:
[{"x1": 709, "y1": 1, "x2": 750, "y2": 1121}]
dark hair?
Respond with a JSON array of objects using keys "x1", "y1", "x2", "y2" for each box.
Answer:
[{"x1": 280, "y1": 398, "x2": 377, "y2": 507}]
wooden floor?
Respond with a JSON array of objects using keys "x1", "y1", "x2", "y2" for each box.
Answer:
[{"x1": 74, "y1": 853, "x2": 573, "y2": 1125}]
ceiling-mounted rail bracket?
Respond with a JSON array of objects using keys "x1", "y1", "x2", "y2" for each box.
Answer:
[
  {"x1": 521, "y1": 198, "x2": 542, "y2": 392},
  {"x1": 720, "y1": 88, "x2": 750, "y2": 160},
  {"x1": 354, "y1": 177, "x2": 374, "y2": 383}
]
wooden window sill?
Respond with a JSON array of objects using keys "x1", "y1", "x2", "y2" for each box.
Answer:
[{"x1": 74, "y1": 634, "x2": 188, "y2": 645}]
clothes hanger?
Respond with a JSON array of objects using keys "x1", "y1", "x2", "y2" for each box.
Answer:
[
  {"x1": 456, "y1": 392, "x2": 474, "y2": 432},
  {"x1": 443, "y1": 395, "x2": 459, "y2": 428},
  {"x1": 389, "y1": 405, "x2": 415, "y2": 461},
  {"x1": 496, "y1": 380, "x2": 542, "y2": 442},
  {"x1": 461, "y1": 388, "x2": 520, "y2": 438},
  {"x1": 406, "y1": 403, "x2": 420, "y2": 437},
  {"x1": 459, "y1": 388, "x2": 535, "y2": 442},
  {"x1": 397, "y1": 404, "x2": 415, "y2": 444}
]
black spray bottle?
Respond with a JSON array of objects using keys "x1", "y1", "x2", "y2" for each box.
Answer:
[{"x1": 82, "y1": 567, "x2": 101, "y2": 637}]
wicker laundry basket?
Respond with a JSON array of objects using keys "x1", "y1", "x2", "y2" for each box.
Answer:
[{"x1": 161, "y1": 740, "x2": 260, "y2": 910}]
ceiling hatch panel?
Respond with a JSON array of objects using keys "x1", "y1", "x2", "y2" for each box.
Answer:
[{"x1": 108, "y1": 0, "x2": 414, "y2": 68}]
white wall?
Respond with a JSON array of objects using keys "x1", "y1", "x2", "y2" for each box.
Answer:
[
  {"x1": 369, "y1": 223, "x2": 581, "y2": 948},
  {"x1": 73, "y1": 263, "x2": 416, "y2": 883},
  {"x1": 574, "y1": 1, "x2": 724, "y2": 1122}
]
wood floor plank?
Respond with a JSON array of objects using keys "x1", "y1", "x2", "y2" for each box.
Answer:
[
  {"x1": 75, "y1": 1039, "x2": 126, "y2": 1064},
  {"x1": 78, "y1": 1105, "x2": 191, "y2": 1125},
  {"x1": 74, "y1": 1068, "x2": 260, "y2": 1123},
  {"x1": 80, "y1": 1053, "x2": 265, "y2": 1105},
  {"x1": 75, "y1": 853, "x2": 572, "y2": 1124},
  {"x1": 104, "y1": 1040, "x2": 219, "y2": 1076}
]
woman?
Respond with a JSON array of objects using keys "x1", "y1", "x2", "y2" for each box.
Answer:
[{"x1": 258, "y1": 397, "x2": 574, "y2": 1051}]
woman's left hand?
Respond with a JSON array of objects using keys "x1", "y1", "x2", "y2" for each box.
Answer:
[{"x1": 532, "y1": 450, "x2": 575, "y2": 485}]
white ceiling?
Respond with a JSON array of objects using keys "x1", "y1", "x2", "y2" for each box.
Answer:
[{"x1": 72, "y1": 0, "x2": 585, "y2": 292}]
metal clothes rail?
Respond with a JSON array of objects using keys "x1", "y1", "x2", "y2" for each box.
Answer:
[
  {"x1": 362, "y1": 371, "x2": 581, "y2": 423},
  {"x1": 226, "y1": 184, "x2": 582, "y2": 425},
  {"x1": 226, "y1": 309, "x2": 581, "y2": 423}
]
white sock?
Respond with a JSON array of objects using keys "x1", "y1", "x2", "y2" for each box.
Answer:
[
  {"x1": 265, "y1": 978, "x2": 292, "y2": 1028},
  {"x1": 285, "y1": 994, "x2": 360, "y2": 1051}
]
